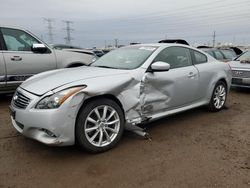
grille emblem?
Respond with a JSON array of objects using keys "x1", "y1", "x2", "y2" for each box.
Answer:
[
  {"x1": 13, "y1": 95, "x2": 18, "y2": 101},
  {"x1": 235, "y1": 71, "x2": 243, "y2": 76}
]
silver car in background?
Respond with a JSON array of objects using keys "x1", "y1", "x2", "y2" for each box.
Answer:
[
  {"x1": 229, "y1": 51, "x2": 250, "y2": 88},
  {"x1": 0, "y1": 26, "x2": 95, "y2": 94},
  {"x1": 10, "y1": 44, "x2": 232, "y2": 153}
]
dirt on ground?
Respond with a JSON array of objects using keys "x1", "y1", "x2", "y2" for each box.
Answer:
[{"x1": 0, "y1": 89, "x2": 250, "y2": 188}]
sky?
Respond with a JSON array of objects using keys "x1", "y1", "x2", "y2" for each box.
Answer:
[{"x1": 1, "y1": 0, "x2": 250, "y2": 48}]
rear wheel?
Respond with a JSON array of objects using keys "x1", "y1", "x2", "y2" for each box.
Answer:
[
  {"x1": 76, "y1": 98, "x2": 124, "y2": 153},
  {"x1": 208, "y1": 81, "x2": 227, "y2": 112}
]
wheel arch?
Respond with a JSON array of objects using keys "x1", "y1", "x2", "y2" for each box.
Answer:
[
  {"x1": 217, "y1": 78, "x2": 228, "y2": 89},
  {"x1": 76, "y1": 94, "x2": 125, "y2": 123},
  {"x1": 206, "y1": 76, "x2": 229, "y2": 104},
  {"x1": 74, "y1": 94, "x2": 125, "y2": 151}
]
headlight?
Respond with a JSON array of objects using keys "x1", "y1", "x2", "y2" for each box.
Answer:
[{"x1": 36, "y1": 86, "x2": 86, "y2": 109}]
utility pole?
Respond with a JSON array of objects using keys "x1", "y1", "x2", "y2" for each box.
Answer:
[
  {"x1": 62, "y1": 20, "x2": 74, "y2": 45},
  {"x1": 212, "y1": 31, "x2": 216, "y2": 47},
  {"x1": 114, "y1": 39, "x2": 118, "y2": 48},
  {"x1": 43, "y1": 18, "x2": 54, "y2": 44}
]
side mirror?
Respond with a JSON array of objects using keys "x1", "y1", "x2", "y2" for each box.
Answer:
[
  {"x1": 150, "y1": 61, "x2": 170, "y2": 72},
  {"x1": 32, "y1": 43, "x2": 47, "y2": 53}
]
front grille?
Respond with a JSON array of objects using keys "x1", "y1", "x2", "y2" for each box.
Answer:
[
  {"x1": 12, "y1": 90, "x2": 31, "y2": 109},
  {"x1": 232, "y1": 70, "x2": 250, "y2": 78}
]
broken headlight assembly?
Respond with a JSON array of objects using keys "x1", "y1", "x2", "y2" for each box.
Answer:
[{"x1": 35, "y1": 86, "x2": 86, "y2": 109}]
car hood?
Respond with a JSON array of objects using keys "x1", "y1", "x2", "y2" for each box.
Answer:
[
  {"x1": 228, "y1": 60, "x2": 250, "y2": 69},
  {"x1": 20, "y1": 66, "x2": 129, "y2": 95}
]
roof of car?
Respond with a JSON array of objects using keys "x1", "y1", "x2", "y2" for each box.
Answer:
[
  {"x1": 127, "y1": 43, "x2": 199, "y2": 50},
  {"x1": 131, "y1": 43, "x2": 186, "y2": 47},
  {"x1": 0, "y1": 25, "x2": 28, "y2": 31},
  {"x1": 158, "y1": 39, "x2": 189, "y2": 45}
]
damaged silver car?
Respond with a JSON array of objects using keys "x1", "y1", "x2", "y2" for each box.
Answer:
[{"x1": 10, "y1": 44, "x2": 232, "y2": 153}]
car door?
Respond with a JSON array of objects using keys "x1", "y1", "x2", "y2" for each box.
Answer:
[
  {"x1": 140, "y1": 46, "x2": 200, "y2": 116},
  {"x1": 1, "y1": 27, "x2": 56, "y2": 87}
]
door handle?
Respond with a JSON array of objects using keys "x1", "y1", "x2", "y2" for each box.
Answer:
[
  {"x1": 188, "y1": 72, "x2": 196, "y2": 78},
  {"x1": 11, "y1": 56, "x2": 22, "y2": 61}
]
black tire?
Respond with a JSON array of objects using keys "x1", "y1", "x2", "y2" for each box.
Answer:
[
  {"x1": 208, "y1": 81, "x2": 227, "y2": 112},
  {"x1": 76, "y1": 98, "x2": 124, "y2": 153}
]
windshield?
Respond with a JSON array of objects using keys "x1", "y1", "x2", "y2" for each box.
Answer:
[
  {"x1": 235, "y1": 51, "x2": 250, "y2": 61},
  {"x1": 91, "y1": 46, "x2": 157, "y2": 70}
]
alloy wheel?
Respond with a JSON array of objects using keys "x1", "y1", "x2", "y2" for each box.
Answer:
[
  {"x1": 84, "y1": 105, "x2": 120, "y2": 147},
  {"x1": 213, "y1": 84, "x2": 226, "y2": 109}
]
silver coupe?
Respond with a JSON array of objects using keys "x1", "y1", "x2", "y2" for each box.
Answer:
[{"x1": 10, "y1": 44, "x2": 232, "y2": 153}]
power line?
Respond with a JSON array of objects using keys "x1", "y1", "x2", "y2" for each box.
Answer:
[
  {"x1": 74, "y1": 0, "x2": 250, "y2": 23},
  {"x1": 43, "y1": 18, "x2": 54, "y2": 44},
  {"x1": 62, "y1": 20, "x2": 74, "y2": 45}
]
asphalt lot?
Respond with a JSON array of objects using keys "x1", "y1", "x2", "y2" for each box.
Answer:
[{"x1": 0, "y1": 89, "x2": 250, "y2": 188}]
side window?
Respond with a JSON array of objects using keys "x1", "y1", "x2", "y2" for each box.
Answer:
[
  {"x1": 193, "y1": 50, "x2": 207, "y2": 64},
  {"x1": 154, "y1": 47, "x2": 192, "y2": 69},
  {"x1": 206, "y1": 51, "x2": 215, "y2": 58},
  {"x1": 214, "y1": 50, "x2": 224, "y2": 60},
  {"x1": 1, "y1": 28, "x2": 40, "y2": 51}
]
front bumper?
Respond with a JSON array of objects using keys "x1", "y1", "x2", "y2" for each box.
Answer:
[
  {"x1": 10, "y1": 88, "x2": 84, "y2": 146},
  {"x1": 231, "y1": 69, "x2": 250, "y2": 88},
  {"x1": 231, "y1": 77, "x2": 250, "y2": 88}
]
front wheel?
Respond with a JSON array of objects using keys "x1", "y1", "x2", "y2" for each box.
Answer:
[
  {"x1": 208, "y1": 81, "x2": 227, "y2": 112},
  {"x1": 76, "y1": 98, "x2": 124, "y2": 153}
]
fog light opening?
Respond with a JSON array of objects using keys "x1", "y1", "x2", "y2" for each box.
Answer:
[{"x1": 41, "y1": 129, "x2": 57, "y2": 138}]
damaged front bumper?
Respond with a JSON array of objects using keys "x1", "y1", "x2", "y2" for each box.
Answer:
[{"x1": 10, "y1": 88, "x2": 83, "y2": 146}]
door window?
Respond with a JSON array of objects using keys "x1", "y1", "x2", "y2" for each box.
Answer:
[
  {"x1": 1, "y1": 28, "x2": 39, "y2": 51},
  {"x1": 154, "y1": 46, "x2": 192, "y2": 69}
]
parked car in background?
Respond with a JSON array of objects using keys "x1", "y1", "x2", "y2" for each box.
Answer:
[
  {"x1": 229, "y1": 51, "x2": 250, "y2": 88},
  {"x1": 62, "y1": 47, "x2": 104, "y2": 59},
  {"x1": 10, "y1": 43, "x2": 231, "y2": 153},
  {"x1": 51, "y1": 44, "x2": 82, "y2": 50},
  {"x1": 102, "y1": 49, "x2": 112, "y2": 54},
  {"x1": 158, "y1": 39, "x2": 189, "y2": 45},
  {"x1": 62, "y1": 48, "x2": 98, "y2": 62},
  {"x1": 199, "y1": 47, "x2": 238, "y2": 62},
  {"x1": 92, "y1": 49, "x2": 105, "y2": 57},
  {"x1": 0, "y1": 26, "x2": 95, "y2": 94}
]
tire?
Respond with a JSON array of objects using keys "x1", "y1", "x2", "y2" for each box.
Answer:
[
  {"x1": 208, "y1": 81, "x2": 227, "y2": 112},
  {"x1": 76, "y1": 98, "x2": 124, "y2": 153}
]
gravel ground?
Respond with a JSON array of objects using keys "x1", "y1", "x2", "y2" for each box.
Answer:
[{"x1": 0, "y1": 89, "x2": 249, "y2": 188}]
